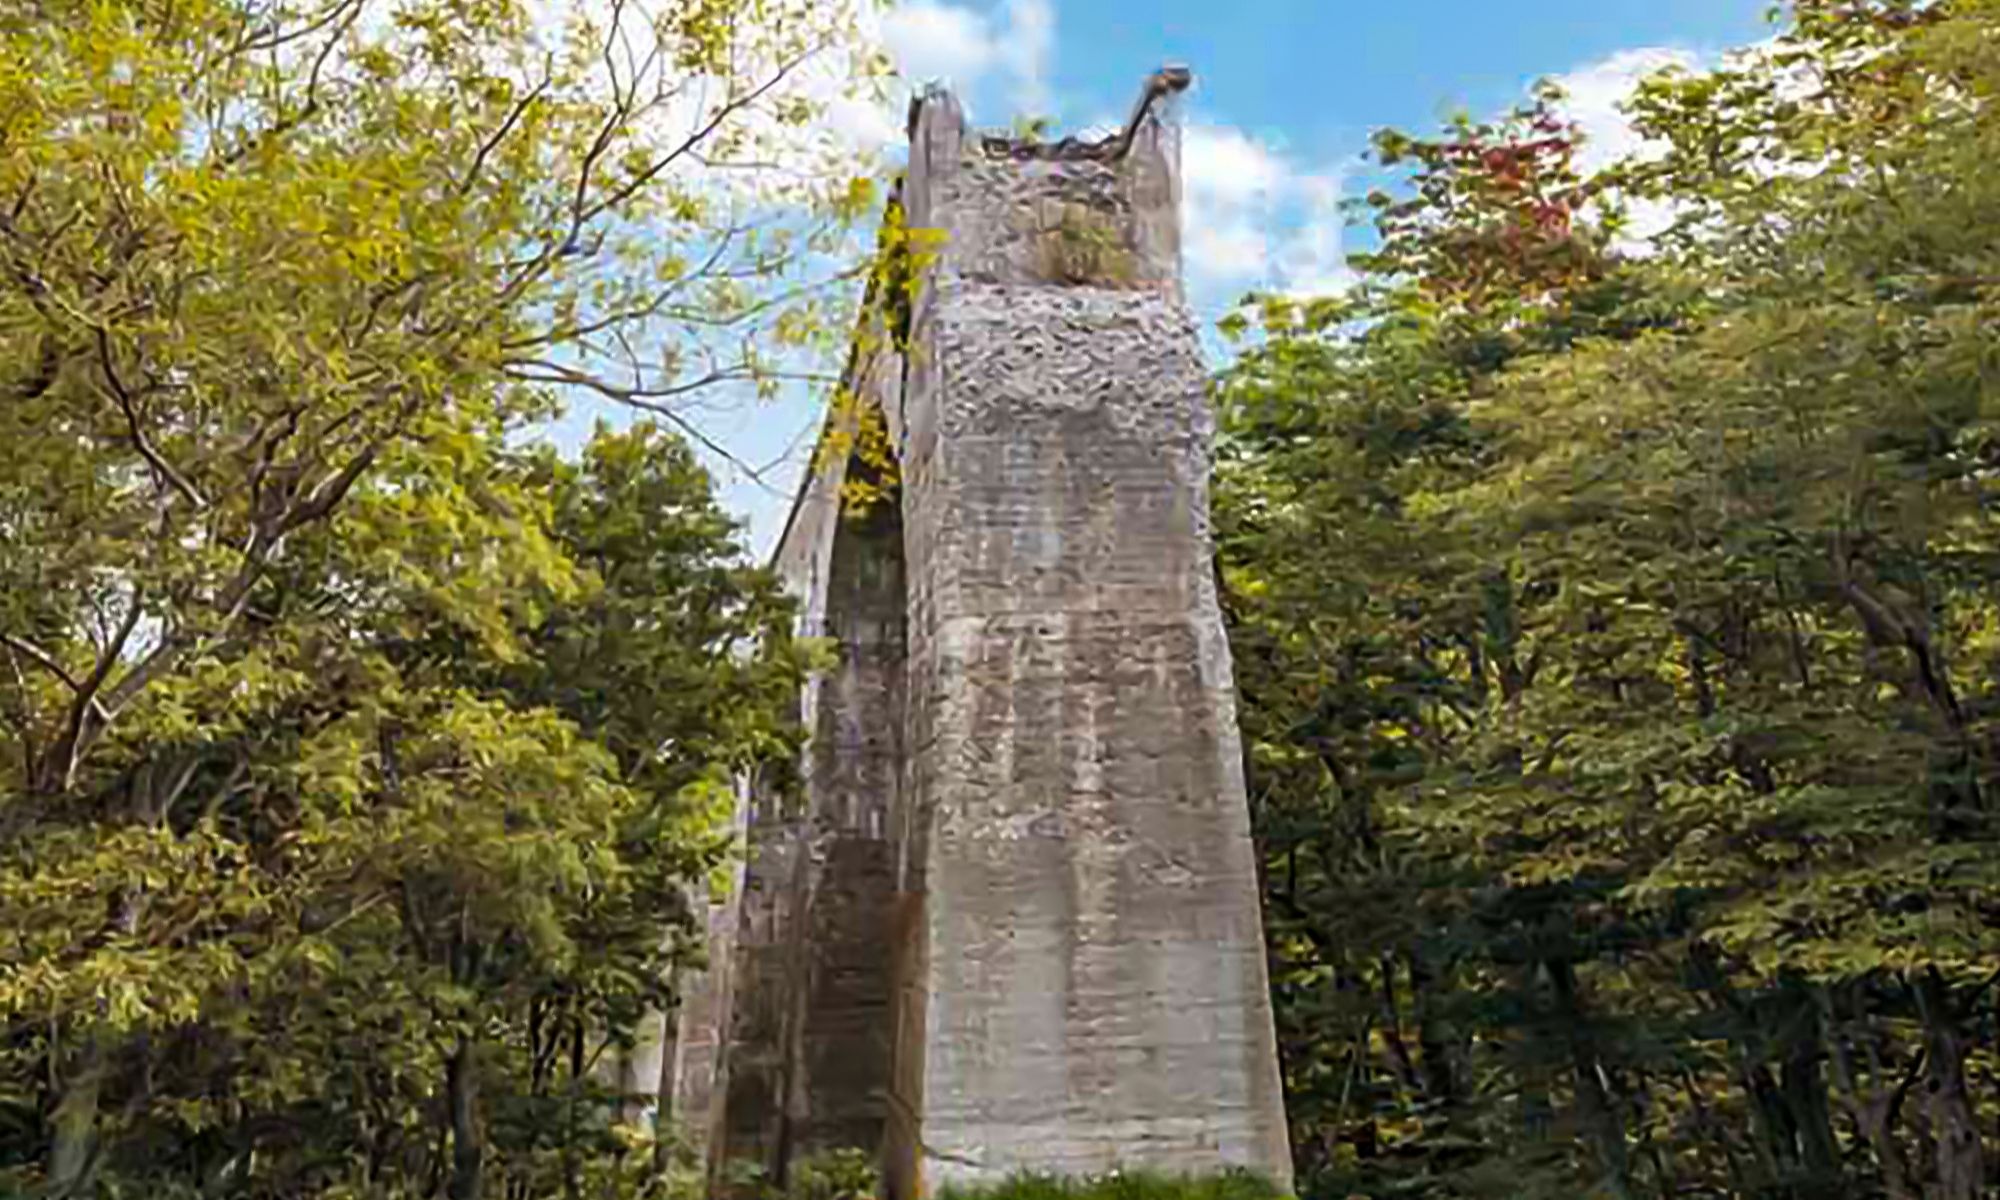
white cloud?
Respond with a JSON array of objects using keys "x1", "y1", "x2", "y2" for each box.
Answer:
[
  {"x1": 881, "y1": 2, "x2": 994, "y2": 86},
  {"x1": 1277, "y1": 173, "x2": 1352, "y2": 299},
  {"x1": 1544, "y1": 46, "x2": 1703, "y2": 247},
  {"x1": 819, "y1": 91, "x2": 905, "y2": 156},
  {"x1": 881, "y1": 0, "x2": 1055, "y2": 116},
  {"x1": 1180, "y1": 123, "x2": 1352, "y2": 303},
  {"x1": 1185, "y1": 124, "x2": 1289, "y2": 204},
  {"x1": 996, "y1": 0, "x2": 1055, "y2": 112},
  {"x1": 1551, "y1": 47, "x2": 1703, "y2": 175}
]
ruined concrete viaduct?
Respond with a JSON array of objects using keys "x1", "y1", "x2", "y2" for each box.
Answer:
[{"x1": 641, "y1": 69, "x2": 1291, "y2": 1198}]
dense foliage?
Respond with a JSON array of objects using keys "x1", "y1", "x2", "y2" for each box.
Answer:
[
  {"x1": 12, "y1": 0, "x2": 2000, "y2": 1196},
  {"x1": 930, "y1": 1170, "x2": 1284, "y2": 1200},
  {"x1": 0, "y1": 0, "x2": 859, "y2": 1193},
  {"x1": 1218, "y1": 2, "x2": 2000, "y2": 1197}
]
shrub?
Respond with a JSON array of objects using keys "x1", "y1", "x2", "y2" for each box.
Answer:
[{"x1": 935, "y1": 1167, "x2": 1287, "y2": 1200}]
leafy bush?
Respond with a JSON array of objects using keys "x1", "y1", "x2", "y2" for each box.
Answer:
[
  {"x1": 788, "y1": 1147, "x2": 882, "y2": 1200},
  {"x1": 935, "y1": 1167, "x2": 1288, "y2": 1200}
]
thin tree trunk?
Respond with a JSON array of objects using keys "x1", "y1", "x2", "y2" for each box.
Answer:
[
  {"x1": 1817, "y1": 985, "x2": 1920, "y2": 1200},
  {"x1": 1778, "y1": 1048, "x2": 1842, "y2": 1188},
  {"x1": 654, "y1": 984, "x2": 684, "y2": 1174},
  {"x1": 46, "y1": 1035, "x2": 105, "y2": 1198},
  {"x1": 1376, "y1": 956, "x2": 1426, "y2": 1100},
  {"x1": 1547, "y1": 958, "x2": 1635, "y2": 1200},
  {"x1": 1774, "y1": 976, "x2": 1842, "y2": 1190},
  {"x1": 1688, "y1": 943, "x2": 1802, "y2": 1187},
  {"x1": 49, "y1": 883, "x2": 151, "y2": 1197},
  {"x1": 1408, "y1": 951, "x2": 1461, "y2": 1109},
  {"x1": 565, "y1": 1017, "x2": 584, "y2": 1200},
  {"x1": 447, "y1": 1035, "x2": 483, "y2": 1200},
  {"x1": 1915, "y1": 971, "x2": 1985, "y2": 1200}
]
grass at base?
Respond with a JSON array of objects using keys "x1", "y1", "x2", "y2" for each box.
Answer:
[{"x1": 932, "y1": 1167, "x2": 1288, "y2": 1200}]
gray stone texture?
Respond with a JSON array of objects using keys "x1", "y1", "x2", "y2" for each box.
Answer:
[{"x1": 678, "y1": 73, "x2": 1292, "y2": 1199}]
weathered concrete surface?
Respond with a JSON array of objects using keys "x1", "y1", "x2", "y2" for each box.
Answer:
[
  {"x1": 891, "y1": 79, "x2": 1290, "y2": 1194},
  {"x1": 694, "y1": 375, "x2": 908, "y2": 1181},
  {"x1": 777, "y1": 477, "x2": 904, "y2": 1159},
  {"x1": 681, "y1": 70, "x2": 1291, "y2": 1199}
]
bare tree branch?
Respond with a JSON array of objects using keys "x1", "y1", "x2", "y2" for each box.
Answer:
[
  {"x1": 503, "y1": 357, "x2": 821, "y2": 491},
  {"x1": 204, "y1": 0, "x2": 364, "y2": 167},
  {"x1": 0, "y1": 635, "x2": 109, "y2": 724},
  {"x1": 95, "y1": 326, "x2": 209, "y2": 510},
  {"x1": 575, "y1": 46, "x2": 822, "y2": 230},
  {"x1": 458, "y1": 67, "x2": 555, "y2": 198}
]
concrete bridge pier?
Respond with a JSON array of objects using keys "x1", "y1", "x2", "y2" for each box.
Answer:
[{"x1": 673, "y1": 69, "x2": 1294, "y2": 1200}]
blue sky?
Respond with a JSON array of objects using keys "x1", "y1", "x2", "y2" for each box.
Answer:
[
  {"x1": 554, "y1": 0, "x2": 1778, "y2": 553},
  {"x1": 1053, "y1": 0, "x2": 1774, "y2": 145}
]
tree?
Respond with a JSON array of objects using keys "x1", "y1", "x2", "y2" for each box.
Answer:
[
  {"x1": 1, "y1": 417, "x2": 810, "y2": 1198},
  {"x1": 0, "y1": 0, "x2": 863, "y2": 1191},
  {"x1": 1218, "y1": 2, "x2": 2000, "y2": 1196}
]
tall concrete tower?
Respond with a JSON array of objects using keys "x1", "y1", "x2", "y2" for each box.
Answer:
[{"x1": 664, "y1": 69, "x2": 1293, "y2": 1199}]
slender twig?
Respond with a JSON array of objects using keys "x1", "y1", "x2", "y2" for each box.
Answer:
[
  {"x1": 213, "y1": 0, "x2": 365, "y2": 165},
  {"x1": 458, "y1": 67, "x2": 555, "y2": 198},
  {"x1": 574, "y1": 44, "x2": 823, "y2": 230},
  {"x1": 0, "y1": 635, "x2": 84, "y2": 695},
  {"x1": 503, "y1": 358, "x2": 814, "y2": 490},
  {"x1": 95, "y1": 327, "x2": 209, "y2": 509}
]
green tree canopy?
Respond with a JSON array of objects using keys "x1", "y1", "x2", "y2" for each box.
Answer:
[
  {"x1": 0, "y1": 0, "x2": 863, "y2": 1192},
  {"x1": 1219, "y1": 2, "x2": 1999, "y2": 1196}
]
